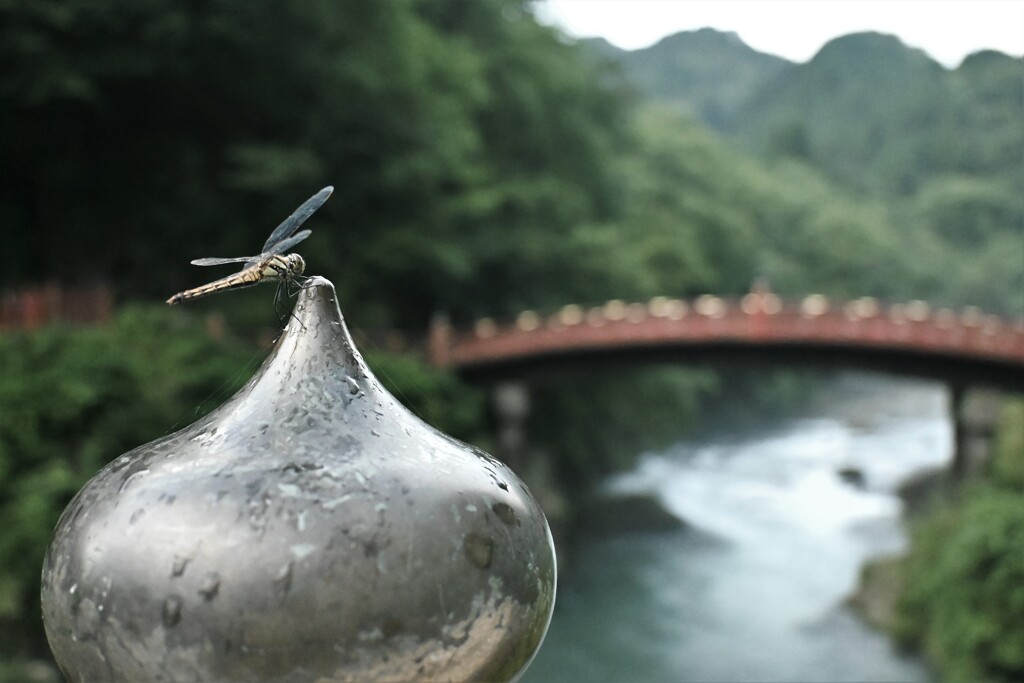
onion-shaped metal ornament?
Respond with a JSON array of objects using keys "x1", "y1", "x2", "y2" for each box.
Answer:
[{"x1": 41, "y1": 277, "x2": 556, "y2": 682}]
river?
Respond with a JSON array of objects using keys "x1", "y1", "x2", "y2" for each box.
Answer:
[{"x1": 523, "y1": 372, "x2": 949, "y2": 683}]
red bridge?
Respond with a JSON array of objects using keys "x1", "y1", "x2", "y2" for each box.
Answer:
[{"x1": 428, "y1": 292, "x2": 1024, "y2": 391}]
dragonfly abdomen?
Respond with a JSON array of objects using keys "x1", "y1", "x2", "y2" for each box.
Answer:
[
  {"x1": 166, "y1": 255, "x2": 299, "y2": 305},
  {"x1": 167, "y1": 264, "x2": 267, "y2": 305}
]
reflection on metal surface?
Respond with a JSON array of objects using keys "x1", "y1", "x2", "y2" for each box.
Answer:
[{"x1": 42, "y1": 277, "x2": 556, "y2": 682}]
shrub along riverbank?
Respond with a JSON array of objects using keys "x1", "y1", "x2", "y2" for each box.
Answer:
[{"x1": 852, "y1": 398, "x2": 1024, "y2": 683}]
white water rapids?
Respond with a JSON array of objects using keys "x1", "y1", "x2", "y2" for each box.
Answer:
[{"x1": 524, "y1": 372, "x2": 950, "y2": 683}]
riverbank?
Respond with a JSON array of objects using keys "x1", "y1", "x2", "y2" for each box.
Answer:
[
  {"x1": 844, "y1": 465, "x2": 952, "y2": 634},
  {"x1": 847, "y1": 397, "x2": 1024, "y2": 683}
]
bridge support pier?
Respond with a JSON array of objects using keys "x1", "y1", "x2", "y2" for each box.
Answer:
[
  {"x1": 493, "y1": 381, "x2": 530, "y2": 472},
  {"x1": 950, "y1": 386, "x2": 1002, "y2": 481}
]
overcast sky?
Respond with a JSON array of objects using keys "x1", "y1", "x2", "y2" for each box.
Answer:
[{"x1": 533, "y1": 0, "x2": 1024, "y2": 67}]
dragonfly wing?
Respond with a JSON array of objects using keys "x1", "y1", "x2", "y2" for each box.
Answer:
[
  {"x1": 266, "y1": 229, "x2": 311, "y2": 256},
  {"x1": 191, "y1": 256, "x2": 257, "y2": 266},
  {"x1": 261, "y1": 186, "x2": 333, "y2": 253}
]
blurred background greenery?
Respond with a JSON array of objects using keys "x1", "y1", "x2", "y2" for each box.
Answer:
[{"x1": 0, "y1": 0, "x2": 1021, "y2": 680}]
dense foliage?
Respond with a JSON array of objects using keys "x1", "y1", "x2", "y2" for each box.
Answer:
[
  {"x1": 893, "y1": 400, "x2": 1024, "y2": 683},
  {"x1": 0, "y1": 0, "x2": 634, "y2": 330}
]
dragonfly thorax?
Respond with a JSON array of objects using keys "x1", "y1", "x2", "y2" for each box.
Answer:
[{"x1": 261, "y1": 253, "x2": 305, "y2": 280}]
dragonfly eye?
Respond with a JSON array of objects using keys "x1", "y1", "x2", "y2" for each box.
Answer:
[{"x1": 291, "y1": 254, "x2": 306, "y2": 276}]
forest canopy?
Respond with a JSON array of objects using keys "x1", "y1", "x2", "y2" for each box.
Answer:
[{"x1": 3, "y1": 0, "x2": 1020, "y2": 324}]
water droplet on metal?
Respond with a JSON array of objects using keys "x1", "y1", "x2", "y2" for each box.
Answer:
[
  {"x1": 171, "y1": 556, "x2": 191, "y2": 578},
  {"x1": 198, "y1": 573, "x2": 220, "y2": 601},
  {"x1": 162, "y1": 595, "x2": 183, "y2": 627},
  {"x1": 73, "y1": 599, "x2": 101, "y2": 642},
  {"x1": 274, "y1": 561, "x2": 294, "y2": 597},
  {"x1": 118, "y1": 468, "x2": 150, "y2": 493},
  {"x1": 492, "y1": 502, "x2": 517, "y2": 526},
  {"x1": 291, "y1": 543, "x2": 316, "y2": 560},
  {"x1": 464, "y1": 532, "x2": 493, "y2": 569}
]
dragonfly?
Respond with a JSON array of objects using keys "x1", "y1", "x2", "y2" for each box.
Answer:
[{"x1": 166, "y1": 186, "x2": 332, "y2": 305}]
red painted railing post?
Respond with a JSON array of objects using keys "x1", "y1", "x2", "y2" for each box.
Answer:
[{"x1": 427, "y1": 313, "x2": 453, "y2": 368}]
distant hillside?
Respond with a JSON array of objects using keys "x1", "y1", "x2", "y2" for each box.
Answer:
[
  {"x1": 580, "y1": 28, "x2": 792, "y2": 129},
  {"x1": 731, "y1": 32, "x2": 950, "y2": 192},
  {"x1": 730, "y1": 32, "x2": 1023, "y2": 193},
  {"x1": 584, "y1": 30, "x2": 1024, "y2": 195}
]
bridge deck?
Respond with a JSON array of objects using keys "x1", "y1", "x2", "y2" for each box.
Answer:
[{"x1": 430, "y1": 295, "x2": 1024, "y2": 390}]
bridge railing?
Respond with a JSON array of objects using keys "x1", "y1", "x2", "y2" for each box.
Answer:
[
  {"x1": 0, "y1": 283, "x2": 114, "y2": 331},
  {"x1": 429, "y1": 294, "x2": 1024, "y2": 369}
]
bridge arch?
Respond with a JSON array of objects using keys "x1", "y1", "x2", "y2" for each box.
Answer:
[
  {"x1": 428, "y1": 294, "x2": 1024, "y2": 478},
  {"x1": 429, "y1": 294, "x2": 1024, "y2": 390}
]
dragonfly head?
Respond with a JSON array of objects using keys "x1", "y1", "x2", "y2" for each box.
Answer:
[{"x1": 285, "y1": 253, "x2": 306, "y2": 277}]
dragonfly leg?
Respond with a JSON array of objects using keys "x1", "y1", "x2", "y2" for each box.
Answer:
[
  {"x1": 287, "y1": 274, "x2": 311, "y2": 298},
  {"x1": 276, "y1": 280, "x2": 306, "y2": 331},
  {"x1": 273, "y1": 282, "x2": 287, "y2": 327}
]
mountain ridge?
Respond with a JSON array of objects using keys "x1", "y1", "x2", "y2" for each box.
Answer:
[{"x1": 580, "y1": 28, "x2": 1023, "y2": 194}]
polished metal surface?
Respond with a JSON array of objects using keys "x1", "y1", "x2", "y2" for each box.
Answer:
[{"x1": 42, "y1": 277, "x2": 556, "y2": 682}]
